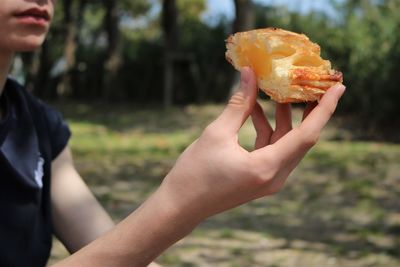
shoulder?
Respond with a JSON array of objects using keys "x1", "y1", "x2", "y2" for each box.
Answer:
[
  {"x1": 8, "y1": 78, "x2": 57, "y2": 116},
  {"x1": 7, "y1": 78, "x2": 55, "y2": 116},
  {"x1": 7, "y1": 78, "x2": 72, "y2": 160}
]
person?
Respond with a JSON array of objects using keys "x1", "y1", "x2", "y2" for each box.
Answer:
[{"x1": 0, "y1": 0, "x2": 345, "y2": 266}]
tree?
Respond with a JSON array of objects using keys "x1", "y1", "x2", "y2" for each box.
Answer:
[
  {"x1": 162, "y1": 0, "x2": 179, "y2": 108},
  {"x1": 102, "y1": 0, "x2": 152, "y2": 101},
  {"x1": 233, "y1": 0, "x2": 255, "y2": 32},
  {"x1": 57, "y1": 0, "x2": 87, "y2": 98},
  {"x1": 103, "y1": 0, "x2": 121, "y2": 101},
  {"x1": 230, "y1": 0, "x2": 255, "y2": 95}
]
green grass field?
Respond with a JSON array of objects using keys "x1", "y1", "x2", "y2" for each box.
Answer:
[{"x1": 49, "y1": 102, "x2": 400, "y2": 267}]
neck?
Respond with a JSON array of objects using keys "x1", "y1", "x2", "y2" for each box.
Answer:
[{"x1": 0, "y1": 51, "x2": 14, "y2": 97}]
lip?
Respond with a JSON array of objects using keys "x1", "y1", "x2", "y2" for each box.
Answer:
[{"x1": 14, "y1": 8, "x2": 51, "y2": 26}]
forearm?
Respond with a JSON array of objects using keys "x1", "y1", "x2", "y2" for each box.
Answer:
[
  {"x1": 53, "y1": 183, "x2": 200, "y2": 267},
  {"x1": 52, "y1": 175, "x2": 115, "y2": 253}
]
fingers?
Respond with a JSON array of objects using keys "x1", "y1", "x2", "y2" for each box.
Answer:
[
  {"x1": 212, "y1": 67, "x2": 258, "y2": 135},
  {"x1": 251, "y1": 102, "x2": 273, "y2": 149},
  {"x1": 274, "y1": 83, "x2": 346, "y2": 160},
  {"x1": 302, "y1": 102, "x2": 318, "y2": 121},
  {"x1": 253, "y1": 83, "x2": 345, "y2": 162},
  {"x1": 270, "y1": 103, "x2": 292, "y2": 143},
  {"x1": 300, "y1": 83, "x2": 346, "y2": 137}
]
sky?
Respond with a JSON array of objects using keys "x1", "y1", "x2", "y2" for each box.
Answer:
[
  {"x1": 204, "y1": 0, "x2": 339, "y2": 22},
  {"x1": 129, "y1": 0, "x2": 341, "y2": 30}
]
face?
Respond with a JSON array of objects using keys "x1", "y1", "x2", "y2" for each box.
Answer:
[{"x1": 0, "y1": 0, "x2": 55, "y2": 53}]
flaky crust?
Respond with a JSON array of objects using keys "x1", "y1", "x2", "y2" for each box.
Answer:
[{"x1": 226, "y1": 28, "x2": 343, "y2": 103}]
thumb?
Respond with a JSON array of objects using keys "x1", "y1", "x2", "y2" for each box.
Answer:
[{"x1": 214, "y1": 67, "x2": 258, "y2": 135}]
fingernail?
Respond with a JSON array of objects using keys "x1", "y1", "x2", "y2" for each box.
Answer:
[
  {"x1": 333, "y1": 83, "x2": 346, "y2": 95},
  {"x1": 240, "y1": 67, "x2": 251, "y2": 95}
]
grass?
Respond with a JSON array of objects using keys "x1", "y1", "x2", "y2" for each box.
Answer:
[{"x1": 48, "y1": 102, "x2": 400, "y2": 267}]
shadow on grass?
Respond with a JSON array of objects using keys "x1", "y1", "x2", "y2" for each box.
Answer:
[
  {"x1": 49, "y1": 102, "x2": 400, "y2": 266},
  {"x1": 198, "y1": 155, "x2": 400, "y2": 259}
]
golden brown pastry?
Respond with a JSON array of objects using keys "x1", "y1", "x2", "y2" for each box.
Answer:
[{"x1": 225, "y1": 28, "x2": 343, "y2": 103}]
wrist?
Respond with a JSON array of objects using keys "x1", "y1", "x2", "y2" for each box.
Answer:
[
  {"x1": 160, "y1": 170, "x2": 213, "y2": 223},
  {"x1": 110, "y1": 184, "x2": 202, "y2": 265},
  {"x1": 156, "y1": 178, "x2": 206, "y2": 231}
]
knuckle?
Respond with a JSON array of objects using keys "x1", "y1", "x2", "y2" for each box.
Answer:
[
  {"x1": 294, "y1": 127, "x2": 319, "y2": 148},
  {"x1": 229, "y1": 92, "x2": 248, "y2": 109},
  {"x1": 302, "y1": 132, "x2": 319, "y2": 148},
  {"x1": 248, "y1": 154, "x2": 277, "y2": 184},
  {"x1": 248, "y1": 171, "x2": 266, "y2": 187},
  {"x1": 202, "y1": 123, "x2": 221, "y2": 141},
  {"x1": 245, "y1": 158, "x2": 264, "y2": 185},
  {"x1": 268, "y1": 181, "x2": 286, "y2": 195}
]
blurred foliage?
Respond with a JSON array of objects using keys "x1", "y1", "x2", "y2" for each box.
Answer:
[
  {"x1": 19, "y1": 0, "x2": 400, "y2": 129},
  {"x1": 177, "y1": 0, "x2": 206, "y2": 19}
]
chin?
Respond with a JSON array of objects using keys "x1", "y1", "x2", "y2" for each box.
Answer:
[
  {"x1": 7, "y1": 35, "x2": 47, "y2": 52},
  {"x1": 16, "y1": 39, "x2": 46, "y2": 52}
]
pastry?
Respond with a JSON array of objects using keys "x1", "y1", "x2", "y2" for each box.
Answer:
[{"x1": 226, "y1": 28, "x2": 343, "y2": 103}]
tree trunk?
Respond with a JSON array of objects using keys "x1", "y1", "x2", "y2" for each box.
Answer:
[
  {"x1": 57, "y1": 0, "x2": 86, "y2": 98},
  {"x1": 230, "y1": 0, "x2": 255, "y2": 96},
  {"x1": 162, "y1": 0, "x2": 179, "y2": 109},
  {"x1": 233, "y1": 0, "x2": 255, "y2": 32},
  {"x1": 35, "y1": 41, "x2": 51, "y2": 97},
  {"x1": 103, "y1": 0, "x2": 122, "y2": 102},
  {"x1": 23, "y1": 42, "x2": 50, "y2": 97}
]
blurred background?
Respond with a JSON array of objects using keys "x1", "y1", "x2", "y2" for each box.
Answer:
[
  {"x1": 19, "y1": 0, "x2": 399, "y2": 266},
  {"x1": 13, "y1": 0, "x2": 400, "y2": 132}
]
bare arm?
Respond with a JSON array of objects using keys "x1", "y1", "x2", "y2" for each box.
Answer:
[
  {"x1": 51, "y1": 146, "x2": 114, "y2": 253},
  {"x1": 51, "y1": 147, "x2": 162, "y2": 267}
]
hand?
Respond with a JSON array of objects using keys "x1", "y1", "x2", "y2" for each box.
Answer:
[
  {"x1": 52, "y1": 67, "x2": 345, "y2": 267},
  {"x1": 161, "y1": 67, "x2": 345, "y2": 221}
]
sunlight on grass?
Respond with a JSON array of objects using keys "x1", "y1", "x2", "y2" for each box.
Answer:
[{"x1": 49, "y1": 103, "x2": 400, "y2": 267}]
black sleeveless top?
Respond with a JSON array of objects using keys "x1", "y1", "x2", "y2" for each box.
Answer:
[{"x1": 0, "y1": 78, "x2": 71, "y2": 267}]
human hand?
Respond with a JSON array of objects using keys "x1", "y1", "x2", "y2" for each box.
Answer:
[
  {"x1": 52, "y1": 67, "x2": 345, "y2": 267},
  {"x1": 161, "y1": 67, "x2": 345, "y2": 221}
]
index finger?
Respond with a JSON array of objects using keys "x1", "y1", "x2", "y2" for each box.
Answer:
[
  {"x1": 299, "y1": 83, "x2": 346, "y2": 139},
  {"x1": 254, "y1": 83, "x2": 346, "y2": 162}
]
